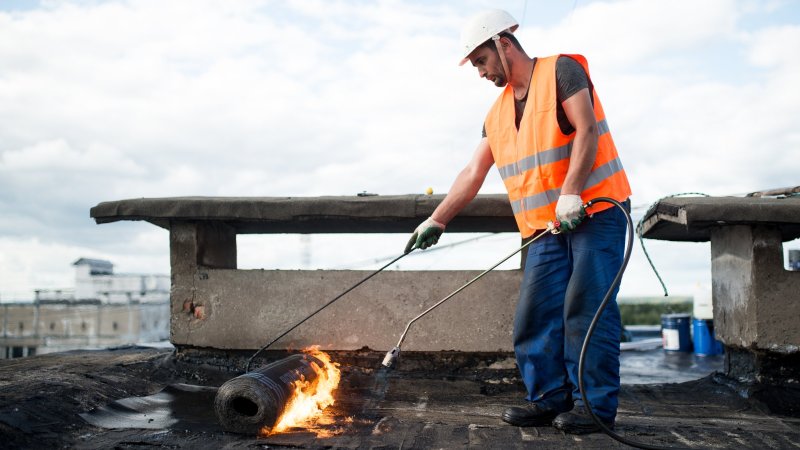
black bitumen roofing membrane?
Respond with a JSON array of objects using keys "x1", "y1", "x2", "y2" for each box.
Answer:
[{"x1": 1, "y1": 346, "x2": 799, "y2": 449}]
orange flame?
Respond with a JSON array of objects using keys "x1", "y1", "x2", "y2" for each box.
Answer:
[{"x1": 262, "y1": 347, "x2": 341, "y2": 436}]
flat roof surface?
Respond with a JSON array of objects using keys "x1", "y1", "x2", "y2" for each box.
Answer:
[{"x1": 2, "y1": 347, "x2": 799, "y2": 449}]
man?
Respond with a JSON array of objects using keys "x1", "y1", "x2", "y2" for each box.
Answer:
[{"x1": 404, "y1": 10, "x2": 632, "y2": 434}]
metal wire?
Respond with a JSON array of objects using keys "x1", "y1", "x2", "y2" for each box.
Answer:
[
  {"x1": 392, "y1": 223, "x2": 556, "y2": 350},
  {"x1": 330, "y1": 233, "x2": 501, "y2": 270},
  {"x1": 245, "y1": 250, "x2": 412, "y2": 372}
]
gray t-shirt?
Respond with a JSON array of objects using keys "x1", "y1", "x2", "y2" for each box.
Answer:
[{"x1": 482, "y1": 55, "x2": 593, "y2": 138}]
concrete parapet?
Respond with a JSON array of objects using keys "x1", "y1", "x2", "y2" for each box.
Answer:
[
  {"x1": 640, "y1": 195, "x2": 800, "y2": 413},
  {"x1": 639, "y1": 197, "x2": 800, "y2": 353},
  {"x1": 91, "y1": 195, "x2": 522, "y2": 352}
]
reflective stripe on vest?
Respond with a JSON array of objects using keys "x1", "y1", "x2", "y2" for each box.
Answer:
[
  {"x1": 497, "y1": 118, "x2": 610, "y2": 180},
  {"x1": 509, "y1": 156, "x2": 625, "y2": 215},
  {"x1": 484, "y1": 54, "x2": 632, "y2": 237}
]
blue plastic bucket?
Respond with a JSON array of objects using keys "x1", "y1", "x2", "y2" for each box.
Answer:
[
  {"x1": 661, "y1": 313, "x2": 692, "y2": 352},
  {"x1": 692, "y1": 318, "x2": 723, "y2": 356}
]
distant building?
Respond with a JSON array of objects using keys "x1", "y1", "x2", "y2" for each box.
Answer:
[{"x1": 0, "y1": 258, "x2": 169, "y2": 359}]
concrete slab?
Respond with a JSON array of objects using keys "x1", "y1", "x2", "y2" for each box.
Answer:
[
  {"x1": 638, "y1": 196, "x2": 800, "y2": 242},
  {"x1": 90, "y1": 194, "x2": 518, "y2": 234}
]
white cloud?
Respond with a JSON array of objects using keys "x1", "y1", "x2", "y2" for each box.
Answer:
[
  {"x1": 0, "y1": 229, "x2": 169, "y2": 301},
  {"x1": 1, "y1": 139, "x2": 145, "y2": 174},
  {"x1": 0, "y1": 237, "x2": 101, "y2": 301},
  {"x1": 0, "y1": 0, "x2": 798, "y2": 300},
  {"x1": 518, "y1": 0, "x2": 740, "y2": 70},
  {"x1": 747, "y1": 24, "x2": 800, "y2": 68}
]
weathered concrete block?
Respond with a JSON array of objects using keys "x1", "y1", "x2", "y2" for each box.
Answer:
[
  {"x1": 711, "y1": 225, "x2": 800, "y2": 351},
  {"x1": 169, "y1": 222, "x2": 236, "y2": 271},
  {"x1": 170, "y1": 269, "x2": 522, "y2": 352}
]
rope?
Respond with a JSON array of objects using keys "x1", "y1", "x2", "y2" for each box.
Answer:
[{"x1": 635, "y1": 192, "x2": 710, "y2": 297}]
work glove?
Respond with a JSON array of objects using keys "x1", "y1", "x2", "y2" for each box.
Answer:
[
  {"x1": 555, "y1": 194, "x2": 586, "y2": 232},
  {"x1": 404, "y1": 217, "x2": 446, "y2": 253}
]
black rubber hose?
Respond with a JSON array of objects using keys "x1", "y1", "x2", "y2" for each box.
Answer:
[{"x1": 578, "y1": 197, "x2": 693, "y2": 450}]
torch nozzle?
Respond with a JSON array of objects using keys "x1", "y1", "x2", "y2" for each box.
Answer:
[{"x1": 381, "y1": 346, "x2": 401, "y2": 368}]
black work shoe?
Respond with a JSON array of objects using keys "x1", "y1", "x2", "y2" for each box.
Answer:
[
  {"x1": 553, "y1": 407, "x2": 614, "y2": 434},
  {"x1": 501, "y1": 403, "x2": 562, "y2": 427}
]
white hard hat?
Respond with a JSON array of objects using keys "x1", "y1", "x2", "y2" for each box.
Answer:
[{"x1": 458, "y1": 9, "x2": 519, "y2": 66}]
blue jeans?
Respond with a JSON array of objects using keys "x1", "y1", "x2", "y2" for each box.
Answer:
[{"x1": 513, "y1": 200, "x2": 628, "y2": 421}]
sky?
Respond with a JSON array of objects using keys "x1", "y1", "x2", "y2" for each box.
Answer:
[{"x1": 1, "y1": 0, "x2": 799, "y2": 302}]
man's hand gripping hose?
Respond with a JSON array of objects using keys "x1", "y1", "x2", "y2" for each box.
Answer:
[
  {"x1": 382, "y1": 221, "x2": 559, "y2": 369},
  {"x1": 554, "y1": 194, "x2": 586, "y2": 233}
]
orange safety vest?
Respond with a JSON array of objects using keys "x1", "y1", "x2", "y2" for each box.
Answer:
[{"x1": 484, "y1": 54, "x2": 631, "y2": 238}]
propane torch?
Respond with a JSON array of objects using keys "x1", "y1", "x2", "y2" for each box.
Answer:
[{"x1": 382, "y1": 222, "x2": 559, "y2": 368}]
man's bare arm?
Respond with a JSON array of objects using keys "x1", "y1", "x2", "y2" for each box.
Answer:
[
  {"x1": 430, "y1": 137, "x2": 495, "y2": 225},
  {"x1": 560, "y1": 88, "x2": 598, "y2": 196}
]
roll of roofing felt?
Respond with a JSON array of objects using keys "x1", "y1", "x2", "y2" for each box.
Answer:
[{"x1": 214, "y1": 353, "x2": 323, "y2": 434}]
